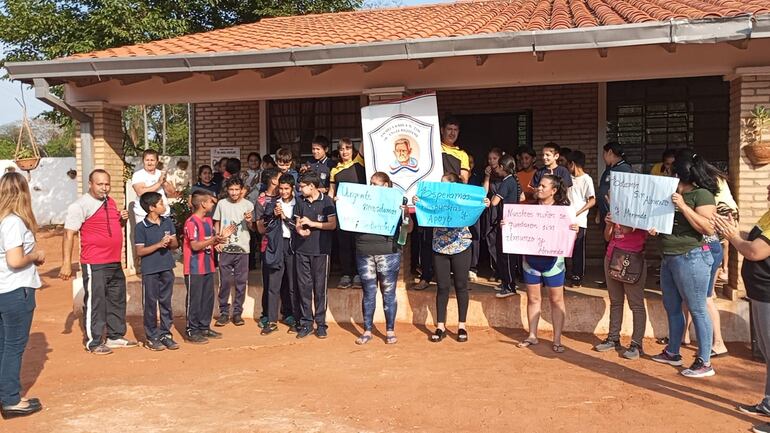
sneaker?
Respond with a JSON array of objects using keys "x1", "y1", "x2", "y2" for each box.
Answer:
[
  {"x1": 145, "y1": 339, "x2": 166, "y2": 351},
  {"x1": 753, "y1": 423, "x2": 770, "y2": 433},
  {"x1": 338, "y1": 275, "x2": 353, "y2": 289},
  {"x1": 160, "y1": 335, "x2": 180, "y2": 350},
  {"x1": 468, "y1": 271, "x2": 478, "y2": 282},
  {"x1": 622, "y1": 342, "x2": 643, "y2": 360},
  {"x1": 185, "y1": 333, "x2": 209, "y2": 345},
  {"x1": 493, "y1": 284, "x2": 503, "y2": 292},
  {"x1": 411, "y1": 280, "x2": 431, "y2": 291},
  {"x1": 296, "y1": 326, "x2": 313, "y2": 339},
  {"x1": 257, "y1": 315, "x2": 268, "y2": 328},
  {"x1": 287, "y1": 324, "x2": 299, "y2": 334},
  {"x1": 352, "y1": 275, "x2": 362, "y2": 288},
  {"x1": 651, "y1": 349, "x2": 683, "y2": 366},
  {"x1": 232, "y1": 315, "x2": 245, "y2": 326},
  {"x1": 495, "y1": 287, "x2": 518, "y2": 298},
  {"x1": 594, "y1": 338, "x2": 621, "y2": 352},
  {"x1": 281, "y1": 315, "x2": 297, "y2": 327},
  {"x1": 105, "y1": 337, "x2": 139, "y2": 349},
  {"x1": 315, "y1": 327, "x2": 328, "y2": 339},
  {"x1": 202, "y1": 329, "x2": 222, "y2": 339},
  {"x1": 569, "y1": 276, "x2": 583, "y2": 288},
  {"x1": 261, "y1": 322, "x2": 278, "y2": 335},
  {"x1": 681, "y1": 357, "x2": 715, "y2": 378},
  {"x1": 738, "y1": 403, "x2": 770, "y2": 417},
  {"x1": 88, "y1": 344, "x2": 113, "y2": 355},
  {"x1": 215, "y1": 314, "x2": 229, "y2": 327}
]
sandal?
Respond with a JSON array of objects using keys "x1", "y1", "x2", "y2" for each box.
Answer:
[
  {"x1": 457, "y1": 328, "x2": 468, "y2": 343},
  {"x1": 355, "y1": 334, "x2": 372, "y2": 345},
  {"x1": 386, "y1": 335, "x2": 398, "y2": 345},
  {"x1": 430, "y1": 328, "x2": 446, "y2": 343},
  {"x1": 711, "y1": 349, "x2": 729, "y2": 358},
  {"x1": 552, "y1": 344, "x2": 566, "y2": 353},
  {"x1": 517, "y1": 338, "x2": 538, "y2": 348}
]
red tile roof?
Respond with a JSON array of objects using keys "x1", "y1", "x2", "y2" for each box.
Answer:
[{"x1": 68, "y1": 0, "x2": 770, "y2": 59}]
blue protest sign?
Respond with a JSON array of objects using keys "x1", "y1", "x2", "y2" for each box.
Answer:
[
  {"x1": 336, "y1": 183, "x2": 403, "y2": 236},
  {"x1": 610, "y1": 171, "x2": 679, "y2": 234},
  {"x1": 415, "y1": 181, "x2": 486, "y2": 228}
]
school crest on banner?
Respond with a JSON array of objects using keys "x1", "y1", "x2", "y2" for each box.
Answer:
[{"x1": 361, "y1": 94, "x2": 444, "y2": 200}]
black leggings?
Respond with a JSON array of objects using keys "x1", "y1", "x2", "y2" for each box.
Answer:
[{"x1": 433, "y1": 248, "x2": 472, "y2": 324}]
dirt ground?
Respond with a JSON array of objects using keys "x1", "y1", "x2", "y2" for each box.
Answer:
[{"x1": 5, "y1": 229, "x2": 768, "y2": 432}]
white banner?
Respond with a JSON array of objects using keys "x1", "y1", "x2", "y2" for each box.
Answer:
[{"x1": 361, "y1": 93, "x2": 444, "y2": 201}]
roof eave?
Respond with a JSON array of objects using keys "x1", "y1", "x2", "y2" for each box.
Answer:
[{"x1": 4, "y1": 15, "x2": 758, "y2": 82}]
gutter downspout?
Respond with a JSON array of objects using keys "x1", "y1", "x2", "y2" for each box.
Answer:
[{"x1": 32, "y1": 78, "x2": 93, "y2": 193}]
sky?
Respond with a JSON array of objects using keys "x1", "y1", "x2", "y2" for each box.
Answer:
[{"x1": 0, "y1": 0, "x2": 453, "y2": 126}]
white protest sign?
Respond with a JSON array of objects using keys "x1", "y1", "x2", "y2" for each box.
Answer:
[
  {"x1": 211, "y1": 147, "x2": 240, "y2": 168},
  {"x1": 501, "y1": 204, "x2": 577, "y2": 257},
  {"x1": 610, "y1": 171, "x2": 679, "y2": 234},
  {"x1": 361, "y1": 93, "x2": 444, "y2": 202}
]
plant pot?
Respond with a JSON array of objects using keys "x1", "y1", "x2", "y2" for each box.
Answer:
[{"x1": 14, "y1": 157, "x2": 41, "y2": 171}]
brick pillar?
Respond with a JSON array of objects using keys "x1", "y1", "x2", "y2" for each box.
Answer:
[{"x1": 726, "y1": 72, "x2": 770, "y2": 299}]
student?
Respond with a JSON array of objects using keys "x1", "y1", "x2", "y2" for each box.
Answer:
[
  {"x1": 253, "y1": 168, "x2": 282, "y2": 328},
  {"x1": 275, "y1": 147, "x2": 299, "y2": 185},
  {"x1": 131, "y1": 149, "x2": 174, "y2": 220},
  {"x1": 565, "y1": 151, "x2": 596, "y2": 287},
  {"x1": 262, "y1": 154, "x2": 277, "y2": 170},
  {"x1": 481, "y1": 148, "x2": 504, "y2": 284},
  {"x1": 213, "y1": 157, "x2": 229, "y2": 185},
  {"x1": 467, "y1": 154, "x2": 483, "y2": 282},
  {"x1": 414, "y1": 173, "x2": 490, "y2": 343},
  {"x1": 596, "y1": 142, "x2": 632, "y2": 231},
  {"x1": 135, "y1": 191, "x2": 180, "y2": 351},
  {"x1": 594, "y1": 211, "x2": 650, "y2": 360},
  {"x1": 219, "y1": 158, "x2": 243, "y2": 199},
  {"x1": 557, "y1": 147, "x2": 572, "y2": 168},
  {"x1": 354, "y1": 172, "x2": 413, "y2": 345},
  {"x1": 244, "y1": 152, "x2": 262, "y2": 202},
  {"x1": 517, "y1": 175, "x2": 579, "y2": 353},
  {"x1": 530, "y1": 142, "x2": 573, "y2": 192},
  {"x1": 329, "y1": 137, "x2": 366, "y2": 289},
  {"x1": 0, "y1": 173, "x2": 44, "y2": 419},
  {"x1": 651, "y1": 151, "x2": 718, "y2": 378},
  {"x1": 213, "y1": 177, "x2": 255, "y2": 327},
  {"x1": 302, "y1": 135, "x2": 336, "y2": 194},
  {"x1": 257, "y1": 174, "x2": 299, "y2": 335},
  {"x1": 293, "y1": 171, "x2": 337, "y2": 339},
  {"x1": 650, "y1": 149, "x2": 676, "y2": 177},
  {"x1": 515, "y1": 146, "x2": 538, "y2": 204},
  {"x1": 484, "y1": 154, "x2": 525, "y2": 298},
  {"x1": 183, "y1": 190, "x2": 232, "y2": 344},
  {"x1": 192, "y1": 165, "x2": 220, "y2": 196}
]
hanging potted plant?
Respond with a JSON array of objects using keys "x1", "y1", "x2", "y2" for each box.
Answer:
[
  {"x1": 745, "y1": 105, "x2": 770, "y2": 166},
  {"x1": 13, "y1": 113, "x2": 41, "y2": 172}
]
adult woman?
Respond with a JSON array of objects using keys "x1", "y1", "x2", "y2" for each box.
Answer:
[
  {"x1": 713, "y1": 184, "x2": 770, "y2": 433},
  {"x1": 517, "y1": 175, "x2": 578, "y2": 353},
  {"x1": 481, "y1": 148, "x2": 504, "y2": 284},
  {"x1": 0, "y1": 172, "x2": 44, "y2": 418},
  {"x1": 192, "y1": 165, "x2": 219, "y2": 196},
  {"x1": 651, "y1": 152, "x2": 718, "y2": 378},
  {"x1": 354, "y1": 172, "x2": 413, "y2": 345},
  {"x1": 414, "y1": 173, "x2": 489, "y2": 342}
]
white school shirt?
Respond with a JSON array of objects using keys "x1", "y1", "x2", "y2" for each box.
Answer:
[
  {"x1": 131, "y1": 168, "x2": 170, "y2": 218},
  {"x1": 568, "y1": 173, "x2": 596, "y2": 228},
  {"x1": 278, "y1": 198, "x2": 296, "y2": 239},
  {"x1": 0, "y1": 214, "x2": 41, "y2": 294}
]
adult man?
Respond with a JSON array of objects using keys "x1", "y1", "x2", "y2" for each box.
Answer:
[
  {"x1": 60, "y1": 169, "x2": 138, "y2": 355},
  {"x1": 389, "y1": 137, "x2": 419, "y2": 174},
  {"x1": 440, "y1": 117, "x2": 471, "y2": 183}
]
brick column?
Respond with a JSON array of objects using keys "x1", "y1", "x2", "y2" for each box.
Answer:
[{"x1": 726, "y1": 71, "x2": 770, "y2": 299}]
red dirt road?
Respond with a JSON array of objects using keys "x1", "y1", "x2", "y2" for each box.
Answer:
[{"x1": 6, "y1": 230, "x2": 767, "y2": 432}]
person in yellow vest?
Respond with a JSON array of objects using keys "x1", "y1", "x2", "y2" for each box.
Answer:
[{"x1": 650, "y1": 149, "x2": 676, "y2": 177}]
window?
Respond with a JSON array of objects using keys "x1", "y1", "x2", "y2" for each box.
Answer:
[{"x1": 268, "y1": 96, "x2": 362, "y2": 157}]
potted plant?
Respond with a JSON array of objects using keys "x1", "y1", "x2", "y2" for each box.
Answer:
[
  {"x1": 745, "y1": 105, "x2": 770, "y2": 166},
  {"x1": 14, "y1": 116, "x2": 41, "y2": 171}
]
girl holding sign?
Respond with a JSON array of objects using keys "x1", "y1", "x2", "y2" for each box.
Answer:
[
  {"x1": 413, "y1": 173, "x2": 490, "y2": 343},
  {"x1": 354, "y1": 172, "x2": 413, "y2": 345},
  {"x1": 517, "y1": 175, "x2": 578, "y2": 354},
  {"x1": 651, "y1": 151, "x2": 718, "y2": 378}
]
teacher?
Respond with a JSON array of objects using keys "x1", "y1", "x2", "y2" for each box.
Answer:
[{"x1": 0, "y1": 172, "x2": 44, "y2": 419}]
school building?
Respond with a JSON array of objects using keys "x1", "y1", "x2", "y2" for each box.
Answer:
[{"x1": 7, "y1": 0, "x2": 770, "y2": 339}]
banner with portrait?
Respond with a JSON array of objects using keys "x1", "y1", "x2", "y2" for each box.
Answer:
[{"x1": 361, "y1": 93, "x2": 444, "y2": 201}]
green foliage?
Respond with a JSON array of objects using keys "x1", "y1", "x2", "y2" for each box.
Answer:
[
  {"x1": 169, "y1": 186, "x2": 191, "y2": 244},
  {"x1": 0, "y1": 137, "x2": 16, "y2": 160},
  {"x1": 43, "y1": 121, "x2": 75, "y2": 156}
]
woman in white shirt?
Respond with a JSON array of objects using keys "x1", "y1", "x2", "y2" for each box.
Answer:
[{"x1": 0, "y1": 172, "x2": 45, "y2": 419}]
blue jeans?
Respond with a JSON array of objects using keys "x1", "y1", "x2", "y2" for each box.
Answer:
[
  {"x1": 661, "y1": 246, "x2": 714, "y2": 362},
  {"x1": 0, "y1": 287, "x2": 36, "y2": 406},
  {"x1": 356, "y1": 253, "x2": 400, "y2": 332},
  {"x1": 707, "y1": 240, "x2": 723, "y2": 296}
]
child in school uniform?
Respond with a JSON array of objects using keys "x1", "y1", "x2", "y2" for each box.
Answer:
[
  {"x1": 484, "y1": 154, "x2": 526, "y2": 298},
  {"x1": 565, "y1": 151, "x2": 596, "y2": 288},
  {"x1": 293, "y1": 171, "x2": 337, "y2": 339},
  {"x1": 254, "y1": 168, "x2": 282, "y2": 328},
  {"x1": 257, "y1": 174, "x2": 300, "y2": 335},
  {"x1": 530, "y1": 142, "x2": 573, "y2": 191},
  {"x1": 183, "y1": 190, "x2": 233, "y2": 344},
  {"x1": 135, "y1": 191, "x2": 180, "y2": 351},
  {"x1": 301, "y1": 135, "x2": 336, "y2": 194}
]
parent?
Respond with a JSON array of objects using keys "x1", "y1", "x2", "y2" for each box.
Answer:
[
  {"x1": 714, "y1": 184, "x2": 770, "y2": 433},
  {"x1": 0, "y1": 173, "x2": 44, "y2": 419},
  {"x1": 131, "y1": 149, "x2": 174, "y2": 219},
  {"x1": 60, "y1": 169, "x2": 138, "y2": 355}
]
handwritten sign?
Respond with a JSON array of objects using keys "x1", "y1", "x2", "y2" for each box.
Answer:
[
  {"x1": 415, "y1": 181, "x2": 486, "y2": 228},
  {"x1": 336, "y1": 183, "x2": 403, "y2": 236},
  {"x1": 610, "y1": 171, "x2": 679, "y2": 234},
  {"x1": 501, "y1": 204, "x2": 577, "y2": 257}
]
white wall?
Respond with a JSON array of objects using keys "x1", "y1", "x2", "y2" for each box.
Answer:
[{"x1": 0, "y1": 157, "x2": 78, "y2": 225}]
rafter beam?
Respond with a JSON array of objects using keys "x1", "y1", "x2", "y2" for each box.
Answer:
[
  {"x1": 206, "y1": 70, "x2": 239, "y2": 81},
  {"x1": 308, "y1": 64, "x2": 332, "y2": 76},
  {"x1": 598, "y1": 48, "x2": 608, "y2": 58},
  {"x1": 417, "y1": 58, "x2": 433, "y2": 69},
  {"x1": 661, "y1": 43, "x2": 677, "y2": 53},
  {"x1": 728, "y1": 39, "x2": 749, "y2": 50},
  {"x1": 360, "y1": 62, "x2": 382, "y2": 73},
  {"x1": 73, "y1": 78, "x2": 109, "y2": 87},
  {"x1": 536, "y1": 51, "x2": 546, "y2": 62},
  {"x1": 117, "y1": 75, "x2": 153, "y2": 86},
  {"x1": 161, "y1": 72, "x2": 194, "y2": 84},
  {"x1": 258, "y1": 67, "x2": 285, "y2": 79},
  {"x1": 475, "y1": 55, "x2": 488, "y2": 66}
]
